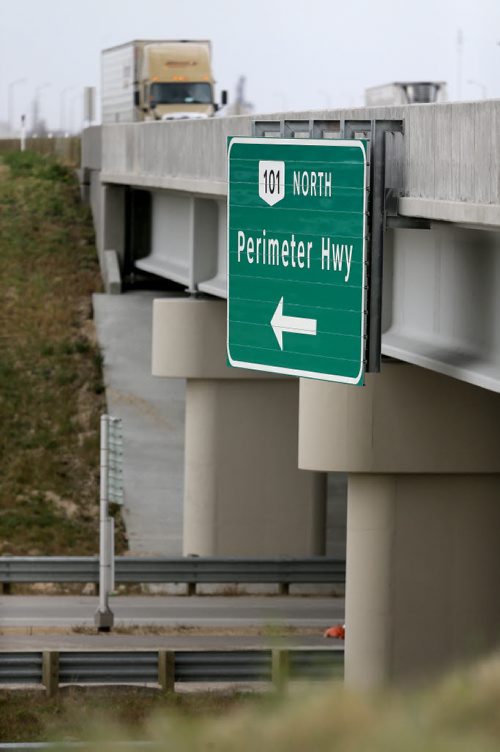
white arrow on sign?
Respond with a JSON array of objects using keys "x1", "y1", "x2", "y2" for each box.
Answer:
[{"x1": 271, "y1": 297, "x2": 317, "y2": 351}]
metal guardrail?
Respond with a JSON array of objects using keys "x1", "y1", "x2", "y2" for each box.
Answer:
[
  {"x1": 0, "y1": 556, "x2": 346, "y2": 587},
  {"x1": 176, "y1": 650, "x2": 272, "y2": 683},
  {"x1": 0, "y1": 653, "x2": 42, "y2": 685},
  {"x1": 0, "y1": 648, "x2": 344, "y2": 693},
  {"x1": 59, "y1": 651, "x2": 159, "y2": 685}
]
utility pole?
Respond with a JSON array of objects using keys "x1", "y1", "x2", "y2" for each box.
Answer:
[
  {"x1": 60, "y1": 85, "x2": 78, "y2": 134},
  {"x1": 8, "y1": 78, "x2": 26, "y2": 132},
  {"x1": 20, "y1": 114, "x2": 26, "y2": 151},
  {"x1": 69, "y1": 91, "x2": 83, "y2": 134},
  {"x1": 34, "y1": 82, "x2": 51, "y2": 135}
]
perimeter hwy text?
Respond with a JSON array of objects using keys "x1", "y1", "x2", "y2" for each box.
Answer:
[{"x1": 236, "y1": 230, "x2": 354, "y2": 283}]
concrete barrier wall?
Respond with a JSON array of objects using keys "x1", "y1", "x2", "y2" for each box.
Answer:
[
  {"x1": 81, "y1": 127, "x2": 101, "y2": 171},
  {"x1": 97, "y1": 101, "x2": 500, "y2": 224}
]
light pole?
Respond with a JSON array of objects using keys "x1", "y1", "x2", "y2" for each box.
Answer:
[
  {"x1": 69, "y1": 90, "x2": 82, "y2": 135},
  {"x1": 60, "y1": 85, "x2": 78, "y2": 134},
  {"x1": 34, "y1": 82, "x2": 51, "y2": 134},
  {"x1": 8, "y1": 78, "x2": 26, "y2": 132},
  {"x1": 467, "y1": 79, "x2": 487, "y2": 99}
]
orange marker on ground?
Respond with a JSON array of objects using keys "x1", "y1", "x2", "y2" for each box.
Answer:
[{"x1": 324, "y1": 624, "x2": 345, "y2": 639}]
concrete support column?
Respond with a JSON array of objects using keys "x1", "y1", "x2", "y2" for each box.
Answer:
[
  {"x1": 153, "y1": 297, "x2": 326, "y2": 556},
  {"x1": 346, "y1": 474, "x2": 500, "y2": 687},
  {"x1": 183, "y1": 378, "x2": 325, "y2": 555},
  {"x1": 102, "y1": 184, "x2": 126, "y2": 269},
  {"x1": 299, "y1": 363, "x2": 500, "y2": 686},
  {"x1": 345, "y1": 475, "x2": 395, "y2": 689}
]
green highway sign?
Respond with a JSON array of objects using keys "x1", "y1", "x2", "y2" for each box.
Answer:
[{"x1": 227, "y1": 137, "x2": 368, "y2": 385}]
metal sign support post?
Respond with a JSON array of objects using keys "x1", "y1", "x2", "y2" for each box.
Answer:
[
  {"x1": 20, "y1": 115, "x2": 26, "y2": 152},
  {"x1": 342, "y1": 119, "x2": 404, "y2": 372},
  {"x1": 95, "y1": 415, "x2": 114, "y2": 631},
  {"x1": 94, "y1": 415, "x2": 123, "y2": 632}
]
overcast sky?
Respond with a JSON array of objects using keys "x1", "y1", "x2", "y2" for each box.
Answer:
[{"x1": 1, "y1": 0, "x2": 499, "y2": 131}]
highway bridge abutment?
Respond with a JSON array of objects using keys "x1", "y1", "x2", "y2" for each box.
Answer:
[{"x1": 299, "y1": 363, "x2": 500, "y2": 687}]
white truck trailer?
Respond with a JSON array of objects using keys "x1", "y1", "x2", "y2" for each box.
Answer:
[
  {"x1": 101, "y1": 40, "x2": 223, "y2": 123},
  {"x1": 365, "y1": 81, "x2": 448, "y2": 107}
]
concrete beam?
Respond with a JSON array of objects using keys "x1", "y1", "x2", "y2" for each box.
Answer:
[
  {"x1": 399, "y1": 197, "x2": 500, "y2": 229},
  {"x1": 298, "y1": 363, "x2": 500, "y2": 473},
  {"x1": 153, "y1": 297, "x2": 268, "y2": 380}
]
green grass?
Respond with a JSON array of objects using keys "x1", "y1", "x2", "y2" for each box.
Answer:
[
  {"x1": 0, "y1": 151, "x2": 126, "y2": 555},
  {"x1": 4, "y1": 656, "x2": 500, "y2": 749},
  {"x1": 0, "y1": 686, "x2": 257, "y2": 742},
  {"x1": 2, "y1": 150, "x2": 74, "y2": 181}
]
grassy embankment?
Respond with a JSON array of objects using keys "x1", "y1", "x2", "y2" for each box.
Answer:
[
  {"x1": 0, "y1": 150, "x2": 125, "y2": 555},
  {"x1": 3, "y1": 655, "x2": 500, "y2": 748}
]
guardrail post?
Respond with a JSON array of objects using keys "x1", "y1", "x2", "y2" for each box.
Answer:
[
  {"x1": 278, "y1": 583, "x2": 290, "y2": 596},
  {"x1": 42, "y1": 650, "x2": 59, "y2": 697},
  {"x1": 187, "y1": 582, "x2": 197, "y2": 596},
  {"x1": 0, "y1": 582, "x2": 11, "y2": 595},
  {"x1": 158, "y1": 649, "x2": 175, "y2": 692},
  {"x1": 272, "y1": 649, "x2": 290, "y2": 693}
]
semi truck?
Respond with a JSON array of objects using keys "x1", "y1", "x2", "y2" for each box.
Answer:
[
  {"x1": 365, "y1": 81, "x2": 448, "y2": 107},
  {"x1": 101, "y1": 40, "x2": 225, "y2": 123}
]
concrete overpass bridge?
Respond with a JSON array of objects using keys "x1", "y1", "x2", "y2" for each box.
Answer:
[{"x1": 81, "y1": 100, "x2": 500, "y2": 688}]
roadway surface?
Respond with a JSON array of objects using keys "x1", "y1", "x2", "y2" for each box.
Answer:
[
  {"x1": 0, "y1": 595, "x2": 345, "y2": 650},
  {"x1": 93, "y1": 291, "x2": 185, "y2": 556},
  {"x1": 93, "y1": 289, "x2": 347, "y2": 559},
  {"x1": 0, "y1": 595, "x2": 344, "y2": 629}
]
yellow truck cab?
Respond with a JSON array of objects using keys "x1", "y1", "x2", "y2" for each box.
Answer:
[
  {"x1": 101, "y1": 40, "x2": 226, "y2": 123},
  {"x1": 143, "y1": 42, "x2": 215, "y2": 120}
]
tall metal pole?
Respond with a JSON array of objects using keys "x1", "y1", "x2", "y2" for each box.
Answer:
[
  {"x1": 95, "y1": 415, "x2": 114, "y2": 631},
  {"x1": 69, "y1": 91, "x2": 82, "y2": 135},
  {"x1": 34, "y1": 82, "x2": 50, "y2": 134},
  {"x1": 60, "y1": 85, "x2": 78, "y2": 134},
  {"x1": 8, "y1": 78, "x2": 26, "y2": 132},
  {"x1": 20, "y1": 114, "x2": 26, "y2": 152},
  {"x1": 99, "y1": 414, "x2": 108, "y2": 616}
]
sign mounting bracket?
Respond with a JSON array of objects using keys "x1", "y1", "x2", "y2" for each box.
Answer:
[{"x1": 252, "y1": 117, "x2": 405, "y2": 373}]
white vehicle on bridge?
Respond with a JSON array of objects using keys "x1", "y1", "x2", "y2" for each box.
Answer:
[
  {"x1": 101, "y1": 40, "x2": 226, "y2": 123},
  {"x1": 365, "y1": 81, "x2": 447, "y2": 106}
]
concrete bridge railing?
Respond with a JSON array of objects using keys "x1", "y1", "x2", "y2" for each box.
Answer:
[{"x1": 96, "y1": 101, "x2": 500, "y2": 225}]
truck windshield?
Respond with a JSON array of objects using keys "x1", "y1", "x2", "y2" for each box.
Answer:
[{"x1": 150, "y1": 83, "x2": 212, "y2": 105}]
